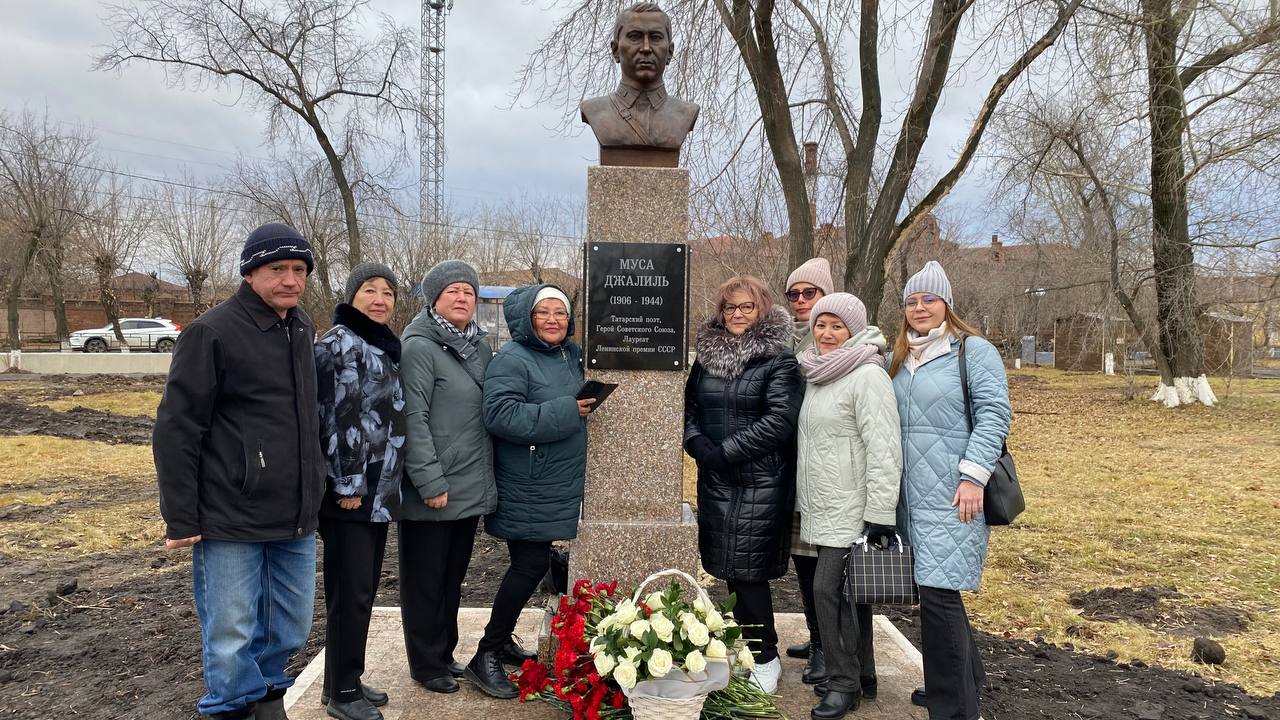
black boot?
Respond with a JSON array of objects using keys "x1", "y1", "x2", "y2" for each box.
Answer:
[
  {"x1": 448, "y1": 661, "x2": 466, "y2": 678},
  {"x1": 465, "y1": 650, "x2": 518, "y2": 699},
  {"x1": 810, "y1": 689, "x2": 860, "y2": 720},
  {"x1": 816, "y1": 681, "x2": 876, "y2": 700},
  {"x1": 801, "y1": 643, "x2": 827, "y2": 685},
  {"x1": 500, "y1": 639, "x2": 537, "y2": 667},
  {"x1": 325, "y1": 696, "x2": 382, "y2": 720},
  {"x1": 418, "y1": 675, "x2": 460, "y2": 694},
  {"x1": 256, "y1": 697, "x2": 288, "y2": 720},
  {"x1": 320, "y1": 684, "x2": 388, "y2": 708},
  {"x1": 911, "y1": 686, "x2": 927, "y2": 707},
  {"x1": 786, "y1": 640, "x2": 812, "y2": 659}
]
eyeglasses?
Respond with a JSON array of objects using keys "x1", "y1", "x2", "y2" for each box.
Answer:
[
  {"x1": 533, "y1": 310, "x2": 569, "y2": 321},
  {"x1": 721, "y1": 302, "x2": 757, "y2": 317},
  {"x1": 785, "y1": 287, "x2": 821, "y2": 302},
  {"x1": 903, "y1": 294, "x2": 941, "y2": 310}
]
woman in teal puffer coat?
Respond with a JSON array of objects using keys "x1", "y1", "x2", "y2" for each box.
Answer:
[
  {"x1": 890, "y1": 262, "x2": 1011, "y2": 720},
  {"x1": 464, "y1": 283, "x2": 592, "y2": 700}
]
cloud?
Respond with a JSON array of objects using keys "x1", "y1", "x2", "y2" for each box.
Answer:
[{"x1": 0, "y1": 0, "x2": 1003, "y2": 236}]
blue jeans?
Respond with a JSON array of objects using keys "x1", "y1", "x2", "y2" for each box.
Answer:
[{"x1": 192, "y1": 534, "x2": 317, "y2": 716}]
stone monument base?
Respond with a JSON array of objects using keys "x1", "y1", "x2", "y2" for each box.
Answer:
[{"x1": 567, "y1": 505, "x2": 701, "y2": 593}]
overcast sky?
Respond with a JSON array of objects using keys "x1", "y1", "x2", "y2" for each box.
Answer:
[{"x1": 0, "y1": 0, "x2": 1002, "y2": 242}]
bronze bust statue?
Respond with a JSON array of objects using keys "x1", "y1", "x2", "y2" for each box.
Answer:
[{"x1": 580, "y1": 2, "x2": 699, "y2": 167}]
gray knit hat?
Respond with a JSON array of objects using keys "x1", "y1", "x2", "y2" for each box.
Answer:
[
  {"x1": 903, "y1": 261, "x2": 953, "y2": 306},
  {"x1": 421, "y1": 259, "x2": 480, "y2": 304},
  {"x1": 786, "y1": 257, "x2": 834, "y2": 295},
  {"x1": 345, "y1": 262, "x2": 399, "y2": 303},
  {"x1": 809, "y1": 292, "x2": 868, "y2": 335}
]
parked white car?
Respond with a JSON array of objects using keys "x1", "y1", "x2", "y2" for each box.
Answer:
[{"x1": 68, "y1": 318, "x2": 182, "y2": 353}]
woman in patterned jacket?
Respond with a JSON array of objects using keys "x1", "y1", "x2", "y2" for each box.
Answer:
[{"x1": 314, "y1": 262, "x2": 406, "y2": 720}]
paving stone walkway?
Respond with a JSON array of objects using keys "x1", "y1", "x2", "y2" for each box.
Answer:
[{"x1": 285, "y1": 608, "x2": 927, "y2": 720}]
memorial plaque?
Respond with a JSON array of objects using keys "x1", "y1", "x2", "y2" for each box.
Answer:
[{"x1": 585, "y1": 242, "x2": 687, "y2": 370}]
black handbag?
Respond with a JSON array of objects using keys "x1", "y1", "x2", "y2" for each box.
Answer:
[
  {"x1": 844, "y1": 534, "x2": 919, "y2": 606},
  {"x1": 958, "y1": 337, "x2": 1025, "y2": 526}
]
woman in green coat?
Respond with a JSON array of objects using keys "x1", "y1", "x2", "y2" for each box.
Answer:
[
  {"x1": 464, "y1": 283, "x2": 592, "y2": 699},
  {"x1": 398, "y1": 260, "x2": 496, "y2": 694}
]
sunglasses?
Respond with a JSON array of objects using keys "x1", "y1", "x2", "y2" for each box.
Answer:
[
  {"x1": 903, "y1": 294, "x2": 942, "y2": 310},
  {"x1": 785, "y1": 287, "x2": 821, "y2": 302}
]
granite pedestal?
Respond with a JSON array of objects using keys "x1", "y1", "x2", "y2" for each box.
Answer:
[{"x1": 567, "y1": 165, "x2": 700, "y2": 593}]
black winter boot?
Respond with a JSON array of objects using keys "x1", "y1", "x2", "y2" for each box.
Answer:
[
  {"x1": 464, "y1": 650, "x2": 518, "y2": 699},
  {"x1": 500, "y1": 639, "x2": 538, "y2": 667},
  {"x1": 255, "y1": 697, "x2": 288, "y2": 720},
  {"x1": 786, "y1": 640, "x2": 812, "y2": 659},
  {"x1": 801, "y1": 642, "x2": 827, "y2": 685},
  {"x1": 810, "y1": 689, "x2": 860, "y2": 719},
  {"x1": 325, "y1": 696, "x2": 382, "y2": 720}
]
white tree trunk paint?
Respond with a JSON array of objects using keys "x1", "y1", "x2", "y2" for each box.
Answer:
[{"x1": 1151, "y1": 375, "x2": 1217, "y2": 408}]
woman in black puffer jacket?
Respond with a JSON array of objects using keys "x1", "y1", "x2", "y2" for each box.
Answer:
[{"x1": 684, "y1": 274, "x2": 803, "y2": 694}]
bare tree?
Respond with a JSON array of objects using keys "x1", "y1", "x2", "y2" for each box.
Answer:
[
  {"x1": 519, "y1": 0, "x2": 1082, "y2": 318},
  {"x1": 988, "y1": 1, "x2": 1280, "y2": 406},
  {"x1": 96, "y1": 0, "x2": 420, "y2": 266},
  {"x1": 232, "y1": 153, "x2": 350, "y2": 305},
  {"x1": 79, "y1": 174, "x2": 152, "y2": 343},
  {"x1": 154, "y1": 173, "x2": 235, "y2": 314},
  {"x1": 1140, "y1": 0, "x2": 1280, "y2": 405},
  {"x1": 0, "y1": 110, "x2": 97, "y2": 349}
]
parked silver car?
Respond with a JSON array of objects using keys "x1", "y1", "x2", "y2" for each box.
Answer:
[{"x1": 68, "y1": 318, "x2": 182, "y2": 353}]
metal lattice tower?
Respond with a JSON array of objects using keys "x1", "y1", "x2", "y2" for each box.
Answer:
[{"x1": 421, "y1": 0, "x2": 451, "y2": 243}]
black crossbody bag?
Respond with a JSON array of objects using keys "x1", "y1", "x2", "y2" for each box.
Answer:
[{"x1": 957, "y1": 337, "x2": 1025, "y2": 526}]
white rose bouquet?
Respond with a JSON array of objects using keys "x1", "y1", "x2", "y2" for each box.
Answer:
[
  {"x1": 514, "y1": 571, "x2": 782, "y2": 720},
  {"x1": 584, "y1": 570, "x2": 775, "y2": 718}
]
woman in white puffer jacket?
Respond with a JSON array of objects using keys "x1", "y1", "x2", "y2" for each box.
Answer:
[{"x1": 796, "y1": 292, "x2": 903, "y2": 720}]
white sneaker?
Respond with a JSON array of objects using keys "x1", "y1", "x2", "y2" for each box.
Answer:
[{"x1": 748, "y1": 657, "x2": 782, "y2": 694}]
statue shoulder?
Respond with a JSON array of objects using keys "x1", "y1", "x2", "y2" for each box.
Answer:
[
  {"x1": 580, "y1": 95, "x2": 613, "y2": 122},
  {"x1": 666, "y1": 96, "x2": 699, "y2": 133}
]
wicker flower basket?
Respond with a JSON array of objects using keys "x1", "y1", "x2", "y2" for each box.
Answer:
[
  {"x1": 621, "y1": 569, "x2": 728, "y2": 720},
  {"x1": 628, "y1": 692, "x2": 708, "y2": 720}
]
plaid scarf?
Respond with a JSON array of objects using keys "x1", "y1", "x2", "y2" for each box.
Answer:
[{"x1": 431, "y1": 309, "x2": 480, "y2": 341}]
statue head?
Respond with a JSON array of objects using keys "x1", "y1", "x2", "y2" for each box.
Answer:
[{"x1": 610, "y1": 3, "x2": 674, "y2": 89}]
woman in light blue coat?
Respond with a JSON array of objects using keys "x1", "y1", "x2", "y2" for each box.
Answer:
[{"x1": 889, "y1": 262, "x2": 1011, "y2": 720}]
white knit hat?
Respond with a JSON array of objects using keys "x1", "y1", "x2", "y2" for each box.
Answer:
[
  {"x1": 809, "y1": 292, "x2": 868, "y2": 335},
  {"x1": 533, "y1": 286, "x2": 571, "y2": 314},
  {"x1": 903, "y1": 261, "x2": 953, "y2": 307},
  {"x1": 786, "y1": 257, "x2": 834, "y2": 295}
]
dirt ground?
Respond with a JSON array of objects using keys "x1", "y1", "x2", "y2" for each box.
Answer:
[{"x1": 0, "y1": 373, "x2": 1277, "y2": 720}]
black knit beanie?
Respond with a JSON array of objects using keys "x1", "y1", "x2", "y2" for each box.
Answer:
[{"x1": 240, "y1": 223, "x2": 315, "y2": 275}]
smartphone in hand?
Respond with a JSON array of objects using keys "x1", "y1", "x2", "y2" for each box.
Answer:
[{"x1": 575, "y1": 380, "x2": 618, "y2": 412}]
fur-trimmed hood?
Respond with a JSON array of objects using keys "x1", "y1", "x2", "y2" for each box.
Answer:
[{"x1": 695, "y1": 305, "x2": 793, "y2": 379}]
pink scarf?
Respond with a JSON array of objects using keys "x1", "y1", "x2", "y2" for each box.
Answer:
[{"x1": 797, "y1": 342, "x2": 886, "y2": 385}]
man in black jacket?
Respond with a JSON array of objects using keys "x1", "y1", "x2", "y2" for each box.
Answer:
[{"x1": 155, "y1": 223, "x2": 324, "y2": 720}]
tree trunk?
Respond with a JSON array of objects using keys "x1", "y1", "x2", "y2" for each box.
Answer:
[
  {"x1": 40, "y1": 243, "x2": 69, "y2": 341},
  {"x1": 308, "y1": 116, "x2": 362, "y2": 268},
  {"x1": 1143, "y1": 0, "x2": 1213, "y2": 407},
  {"x1": 715, "y1": 0, "x2": 813, "y2": 268},
  {"x1": 185, "y1": 269, "x2": 208, "y2": 314},
  {"x1": 844, "y1": 0, "x2": 966, "y2": 323},
  {"x1": 95, "y1": 256, "x2": 125, "y2": 343},
  {"x1": 6, "y1": 234, "x2": 40, "y2": 351}
]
